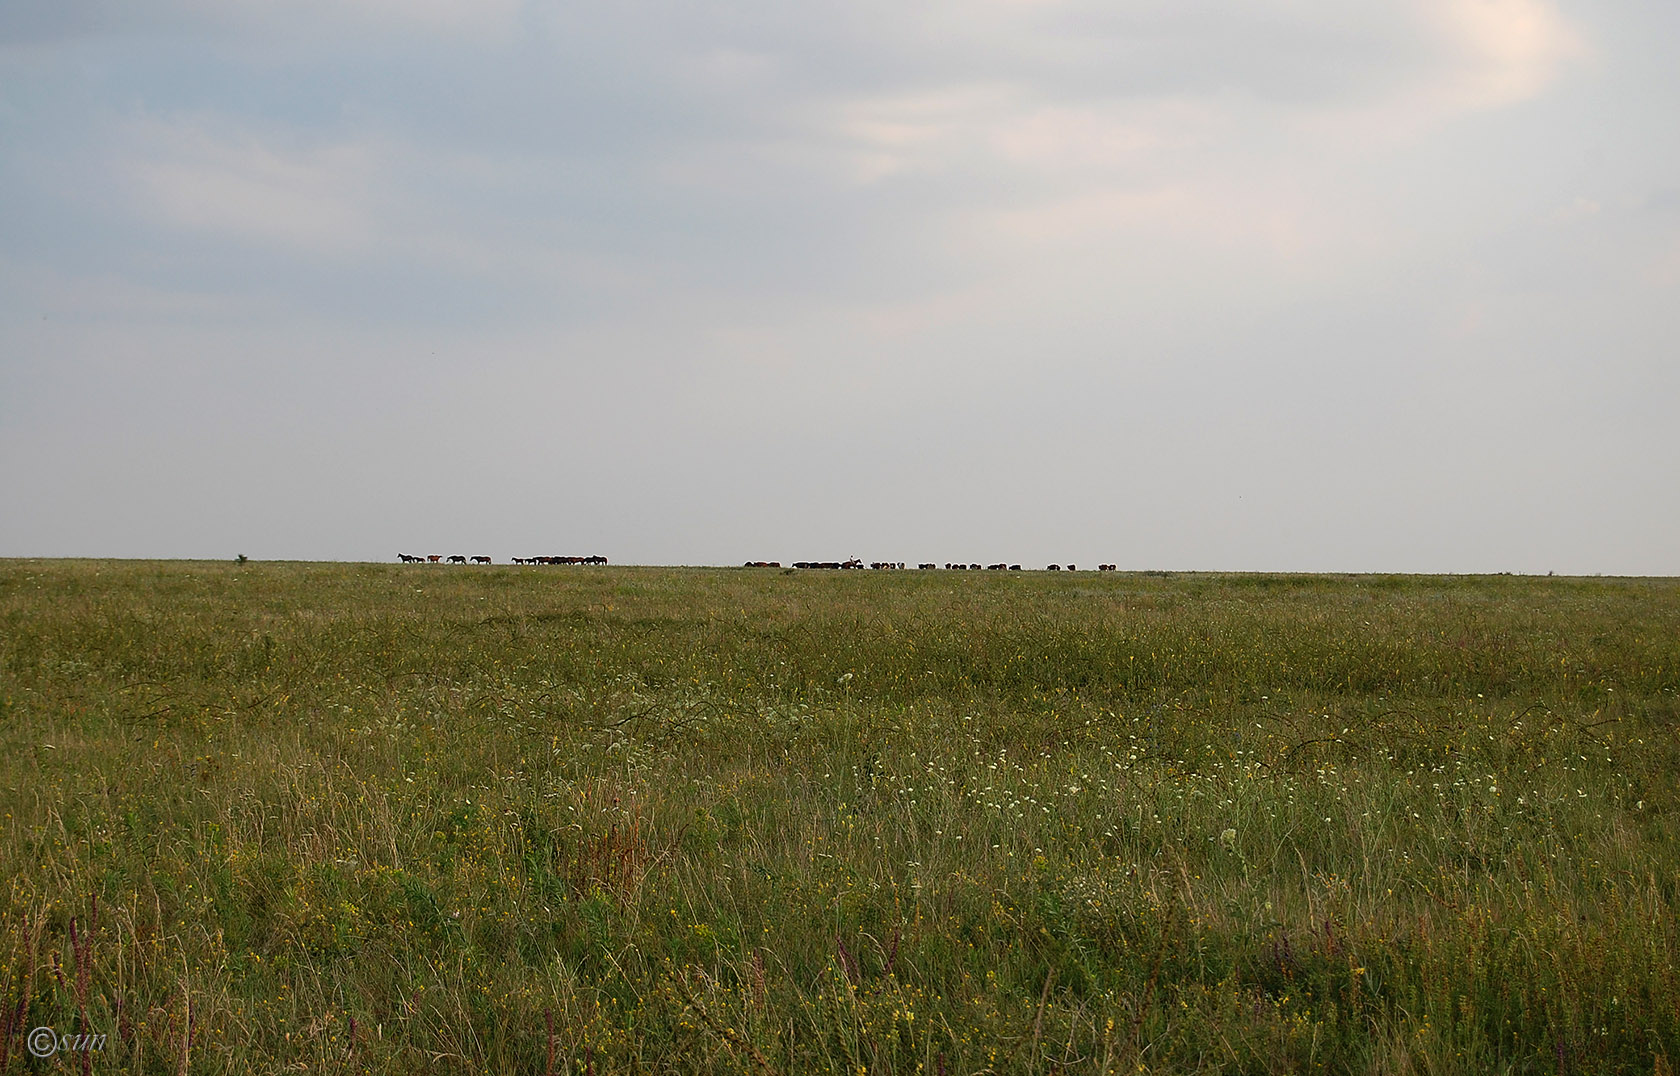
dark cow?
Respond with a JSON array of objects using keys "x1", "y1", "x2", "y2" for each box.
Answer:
[
  {"x1": 1047, "y1": 564, "x2": 1061, "y2": 571},
  {"x1": 918, "y1": 563, "x2": 937, "y2": 570}
]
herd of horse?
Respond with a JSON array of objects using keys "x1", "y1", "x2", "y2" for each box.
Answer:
[{"x1": 400, "y1": 554, "x2": 1120, "y2": 571}]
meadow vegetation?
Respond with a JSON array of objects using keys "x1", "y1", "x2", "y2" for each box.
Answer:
[{"x1": 2, "y1": 560, "x2": 1678, "y2": 1074}]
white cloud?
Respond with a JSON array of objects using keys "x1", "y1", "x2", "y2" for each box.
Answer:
[
  {"x1": 209, "y1": 0, "x2": 523, "y2": 35},
  {"x1": 124, "y1": 118, "x2": 376, "y2": 255},
  {"x1": 1426, "y1": 0, "x2": 1588, "y2": 111}
]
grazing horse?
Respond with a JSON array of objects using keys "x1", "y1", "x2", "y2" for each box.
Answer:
[
  {"x1": 447, "y1": 555, "x2": 467, "y2": 564},
  {"x1": 471, "y1": 556, "x2": 491, "y2": 564},
  {"x1": 427, "y1": 555, "x2": 442, "y2": 563}
]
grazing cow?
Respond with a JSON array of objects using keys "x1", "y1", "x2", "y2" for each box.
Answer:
[
  {"x1": 1047, "y1": 564, "x2": 1060, "y2": 571},
  {"x1": 447, "y1": 555, "x2": 466, "y2": 564},
  {"x1": 427, "y1": 555, "x2": 442, "y2": 563},
  {"x1": 1067, "y1": 564, "x2": 1076, "y2": 571},
  {"x1": 1009, "y1": 565, "x2": 1022, "y2": 571},
  {"x1": 918, "y1": 563, "x2": 936, "y2": 570},
  {"x1": 471, "y1": 556, "x2": 491, "y2": 564}
]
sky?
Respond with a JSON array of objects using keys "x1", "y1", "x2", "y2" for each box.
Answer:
[{"x1": 2, "y1": 0, "x2": 1676, "y2": 573}]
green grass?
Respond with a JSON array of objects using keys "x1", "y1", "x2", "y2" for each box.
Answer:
[{"x1": 2, "y1": 560, "x2": 1678, "y2": 1074}]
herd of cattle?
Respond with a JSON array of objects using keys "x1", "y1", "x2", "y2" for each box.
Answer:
[
  {"x1": 401, "y1": 554, "x2": 1120, "y2": 571},
  {"x1": 397, "y1": 554, "x2": 608, "y2": 565},
  {"x1": 748, "y1": 560, "x2": 1122, "y2": 572}
]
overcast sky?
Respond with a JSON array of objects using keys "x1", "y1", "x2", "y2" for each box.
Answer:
[{"x1": 2, "y1": 0, "x2": 1676, "y2": 572}]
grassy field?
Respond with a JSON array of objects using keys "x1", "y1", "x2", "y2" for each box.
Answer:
[{"x1": 2, "y1": 560, "x2": 1678, "y2": 1074}]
